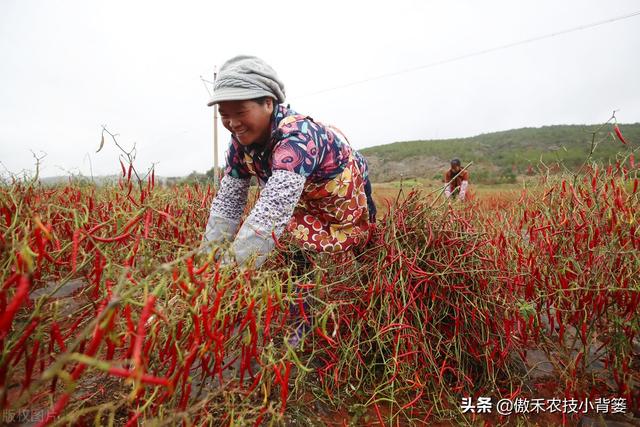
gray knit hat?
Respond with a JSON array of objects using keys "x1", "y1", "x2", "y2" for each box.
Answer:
[{"x1": 207, "y1": 55, "x2": 286, "y2": 106}]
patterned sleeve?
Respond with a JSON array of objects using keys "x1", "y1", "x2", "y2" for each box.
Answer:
[
  {"x1": 210, "y1": 174, "x2": 250, "y2": 220},
  {"x1": 272, "y1": 127, "x2": 320, "y2": 178},
  {"x1": 202, "y1": 174, "x2": 250, "y2": 246},
  {"x1": 224, "y1": 138, "x2": 252, "y2": 179},
  {"x1": 244, "y1": 170, "x2": 306, "y2": 237}
]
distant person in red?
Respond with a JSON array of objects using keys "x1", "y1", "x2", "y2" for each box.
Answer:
[{"x1": 444, "y1": 158, "x2": 469, "y2": 200}]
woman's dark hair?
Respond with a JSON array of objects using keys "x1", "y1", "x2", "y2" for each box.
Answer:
[
  {"x1": 451, "y1": 158, "x2": 461, "y2": 167},
  {"x1": 250, "y1": 96, "x2": 276, "y2": 106}
]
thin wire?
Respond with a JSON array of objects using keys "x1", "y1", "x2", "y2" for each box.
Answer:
[
  {"x1": 295, "y1": 10, "x2": 640, "y2": 99},
  {"x1": 200, "y1": 76, "x2": 213, "y2": 97}
]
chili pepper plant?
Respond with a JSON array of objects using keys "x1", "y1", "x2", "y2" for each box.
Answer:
[{"x1": 0, "y1": 122, "x2": 637, "y2": 425}]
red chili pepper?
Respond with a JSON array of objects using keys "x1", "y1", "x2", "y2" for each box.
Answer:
[
  {"x1": 211, "y1": 288, "x2": 224, "y2": 319},
  {"x1": 63, "y1": 316, "x2": 85, "y2": 341},
  {"x1": 282, "y1": 361, "x2": 291, "y2": 404},
  {"x1": 401, "y1": 388, "x2": 424, "y2": 411},
  {"x1": 71, "y1": 229, "x2": 80, "y2": 273},
  {"x1": 239, "y1": 345, "x2": 248, "y2": 385},
  {"x1": 297, "y1": 294, "x2": 310, "y2": 325},
  {"x1": 176, "y1": 280, "x2": 190, "y2": 295},
  {"x1": 195, "y1": 261, "x2": 209, "y2": 275},
  {"x1": 186, "y1": 257, "x2": 203, "y2": 288},
  {"x1": 127, "y1": 163, "x2": 133, "y2": 181},
  {"x1": 84, "y1": 221, "x2": 108, "y2": 237},
  {"x1": 106, "y1": 340, "x2": 115, "y2": 360},
  {"x1": 249, "y1": 314, "x2": 258, "y2": 351},
  {"x1": 253, "y1": 407, "x2": 267, "y2": 427},
  {"x1": 2, "y1": 207, "x2": 11, "y2": 227},
  {"x1": 126, "y1": 234, "x2": 141, "y2": 268},
  {"x1": 200, "y1": 306, "x2": 214, "y2": 341},
  {"x1": 1, "y1": 272, "x2": 19, "y2": 292},
  {"x1": 156, "y1": 209, "x2": 173, "y2": 222},
  {"x1": 179, "y1": 383, "x2": 192, "y2": 410},
  {"x1": 614, "y1": 125, "x2": 628, "y2": 144},
  {"x1": 34, "y1": 227, "x2": 55, "y2": 264},
  {"x1": 272, "y1": 230, "x2": 285, "y2": 250},
  {"x1": 315, "y1": 327, "x2": 337, "y2": 347},
  {"x1": 181, "y1": 342, "x2": 198, "y2": 384},
  {"x1": 23, "y1": 339, "x2": 40, "y2": 390},
  {"x1": 273, "y1": 361, "x2": 292, "y2": 414},
  {"x1": 6, "y1": 318, "x2": 39, "y2": 366},
  {"x1": 92, "y1": 254, "x2": 105, "y2": 300},
  {"x1": 132, "y1": 295, "x2": 157, "y2": 372},
  {"x1": 239, "y1": 299, "x2": 255, "y2": 333},
  {"x1": 50, "y1": 322, "x2": 66, "y2": 352},
  {"x1": 574, "y1": 351, "x2": 583, "y2": 374},
  {"x1": 144, "y1": 210, "x2": 152, "y2": 238},
  {"x1": 120, "y1": 159, "x2": 126, "y2": 177},
  {"x1": 123, "y1": 304, "x2": 135, "y2": 337},
  {"x1": 122, "y1": 212, "x2": 144, "y2": 234},
  {"x1": 108, "y1": 366, "x2": 171, "y2": 388},
  {"x1": 88, "y1": 229, "x2": 133, "y2": 243},
  {"x1": 0, "y1": 274, "x2": 30, "y2": 339},
  {"x1": 36, "y1": 392, "x2": 70, "y2": 427},
  {"x1": 165, "y1": 348, "x2": 178, "y2": 379},
  {"x1": 38, "y1": 306, "x2": 113, "y2": 427},
  {"x1": 191, "y1": 313, "x2": 201, "y2": 344},
  {"x1": 373, "y1": 402, "x2": 384, "y2": 426},
  {"x1": 263, "y1": 294, "x2": 273, "y2": 344}
]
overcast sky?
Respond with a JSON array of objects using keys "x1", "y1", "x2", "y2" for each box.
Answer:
[{"x1": 1, "y1": 0, "x2": 639, "y2": 178}]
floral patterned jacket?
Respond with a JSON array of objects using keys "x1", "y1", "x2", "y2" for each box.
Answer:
[{"x1": 225, "y1": 104, "x2": 369, "y2": 185}]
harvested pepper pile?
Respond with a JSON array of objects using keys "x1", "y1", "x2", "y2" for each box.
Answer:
[{"x1": 0, "y1": 131, "x2": 638, "y2": 425}]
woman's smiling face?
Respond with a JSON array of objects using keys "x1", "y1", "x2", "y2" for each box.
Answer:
[{"x1": 218, "y1": 98, "x2": 274, "y2": 146}]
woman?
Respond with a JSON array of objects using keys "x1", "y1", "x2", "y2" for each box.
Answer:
[
  {"x1": 201, "y1": 55, "x2": 376, "y2": 268},
  {"x1": 444, "y1": 158, "x2": 469, "y2": 201}
]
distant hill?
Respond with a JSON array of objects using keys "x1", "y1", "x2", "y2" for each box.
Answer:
[{"x1": 360, "y1": 123, "x2": 640, "y2": 184}]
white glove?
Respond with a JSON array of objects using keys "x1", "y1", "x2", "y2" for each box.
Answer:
[
  {"x1": 231, "y1": 221, "x2": 275, "y2": 268},
  {"x1": 444, "y1": 185, "x2": 452, "y2": 198},
  {"x1": 200, "y1": 215, "x2": 240, "y2": 255}
]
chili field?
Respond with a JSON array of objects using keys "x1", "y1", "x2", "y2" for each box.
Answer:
[{"x1": 1, "y1": 147, "x2": 639, "y2": 425}]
